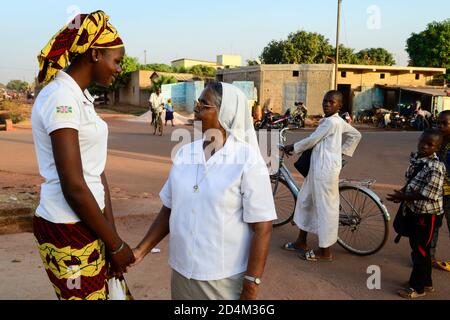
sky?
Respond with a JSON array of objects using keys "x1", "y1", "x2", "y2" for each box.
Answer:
[{"x1": 0, "y1": 0, "x2": 449, "y2": 84}]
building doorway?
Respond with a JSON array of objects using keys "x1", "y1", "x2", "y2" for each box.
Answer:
[{"x1": 337, "y1": 84, "x2": 352, "y2": 114}]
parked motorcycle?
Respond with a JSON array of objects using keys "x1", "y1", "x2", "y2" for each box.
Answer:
[
  {"x1": 289, "y1": 102, "x2": 308, "y2": 128},
  {"x1": 254, "y1": 108, "x2": 291, "y2": 130}
]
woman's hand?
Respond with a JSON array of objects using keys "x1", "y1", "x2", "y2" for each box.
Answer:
[
  {"x1": 130, "y1": 246, "x2": 147, "y2": 267},
  {"x1": 109, "y1": 242, "x2": 135, "y2": 275}
]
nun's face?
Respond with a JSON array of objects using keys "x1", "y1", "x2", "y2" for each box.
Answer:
[{"x1": 194, "y1": 87, "x2": 221, "y2": 133}]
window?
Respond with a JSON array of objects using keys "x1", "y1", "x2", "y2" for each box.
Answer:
[
  {"x1": 380, "y1": 73, "x2": 385, "y2": 79},
  {"x1": 415, "y1": 74, "x2": 420, "y2": 80},
  {"x1": 293, "y1": 71, "x2": 299, "y2": 77},
  {"x1": 341, "y1": 71, "x2": 347, "y2": 78}
]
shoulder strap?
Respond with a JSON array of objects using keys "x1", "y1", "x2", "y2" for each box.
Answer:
[{"x1": 405, "y1": 162, "x2": 426, "y2": 187}]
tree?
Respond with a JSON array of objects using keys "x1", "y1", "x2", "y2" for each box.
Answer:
[
  {"x1": 140, "y1": 63, "x2": 174, "y2": 73},
  {"x1": 260, "y1": 40, "x2": 285, "y2": 64},
  {"x1": 6, "y1": 80, "x2": 29, "y2": 91},
  {"x1": 260, "y1": 31, "x2": 333, "y2": 64},
  {"x1": 246, "y1": 59, "x2": 260, "y2": 66},
  {"x1": 355, "y1": 48, "x2": 396, "y2": 66},
  {"x1": 188, "y1": 65, "x2": 216, "y2": 77},
  {"x1": 406, "y1": 19, "x2": 450, "y2": 81},
  {"x1": 332, "y1": 45, "x2": 360, "y2": 64}
]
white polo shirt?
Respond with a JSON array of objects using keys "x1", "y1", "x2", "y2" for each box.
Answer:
[
  {"x1": 31, "y1": 71, "x2": 108, "y2": 223},
  {"x1": 160, "y1": 135, "x2": 277, "y2": 281}
]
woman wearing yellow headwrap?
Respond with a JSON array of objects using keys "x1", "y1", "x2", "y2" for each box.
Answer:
[{"x1": 32, "y1": 10, "x2": 135, "y2": 300}]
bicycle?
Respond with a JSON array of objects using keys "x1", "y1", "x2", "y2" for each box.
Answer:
[
  {"x1": 270, "y1": 128, "x2": 390, "y2": 256},
  {"x1": 153, "y1": 111, "x2": 163, "y2": 136}
]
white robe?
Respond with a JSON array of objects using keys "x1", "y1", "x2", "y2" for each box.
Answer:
[{"x1": 293, "y1": 113, "x2": 361, "y2": 248}]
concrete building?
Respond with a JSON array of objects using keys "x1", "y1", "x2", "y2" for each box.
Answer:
[
  {"x1": 217, "y1": 64, "x2": 447, "y2": 116},
  {"x1": 171, "y1": 54, "x2": 242, "y2": 70},
  {"x1": 217, "y1": 64, "x2": 334, "y2": 115}
]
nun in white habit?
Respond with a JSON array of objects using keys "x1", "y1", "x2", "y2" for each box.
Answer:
[
  {"x1": 132, "y1": 82, "x2": 277, "y2": 300},
  {"x1": 283, "y1": 90, "x2": 361, "y2": 261}
]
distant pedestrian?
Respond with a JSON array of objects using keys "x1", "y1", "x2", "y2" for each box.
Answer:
[
  {"x1": 164, "y1": 98, "x2": 174, "y2": 126},
  {"x1": 149, "y1": 87, "x2": 164, "y2": 126},
  {"x1": 387, "y1": 129, "x2": 446, "y2": 299}
]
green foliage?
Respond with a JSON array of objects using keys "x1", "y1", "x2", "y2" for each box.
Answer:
[
  {"x1": 173, "y1": 66, "x2": 189, "y2": 73},
  {"x1": 6, "y1": 80, "x2": 29, "y2": 91},
  {"x1": 406, "y1": 19, "x2": 450, "y2": 81},
  {"x1": 334, "y1": 45, "x2": 359, "y2": 64},
  {"x1": 260, "y1": 30, "x2": 395, "y2": 66},
  {"x1": 246, "y1": 59, "x2": 260, "y2": 66},
  {"x1": 0, "y1": 83, "x2": 5, "y2": 89},
  {"x1": 140, "y1": 63, "x2": 174, "y2": 72},
  {"x1": 150, "y1": 75, "x2": 177, "y2": 93},
  {"x1": 188, "y1": 65, "x2": 216, "y2": 77},
  {"x1": 261, "y1": 31, "x2": 333, "y2": 64},
  {"x1": 355, "y1": 48, "x2": 396, "y2": 66}
]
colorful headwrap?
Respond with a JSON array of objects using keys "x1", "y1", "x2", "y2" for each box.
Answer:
[{"x1": 37, "y1": 10, "x2": 124, "y2": 84}]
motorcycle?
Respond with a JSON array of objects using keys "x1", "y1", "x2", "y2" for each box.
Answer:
[
  {"x1": 289, "y1": 102, "x2": 308, "y2": 128},
  {"x1": 254, "y1": 108, "x2": 291, "y2": 130}
]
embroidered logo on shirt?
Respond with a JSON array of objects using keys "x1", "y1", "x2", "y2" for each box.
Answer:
[{"x1": 56, "y1": 106, "x2": 73, "y2": 114}]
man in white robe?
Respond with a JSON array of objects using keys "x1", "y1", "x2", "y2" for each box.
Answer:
[{"x1": 283, "y1": 90, "x2": 361, "y2": 261}]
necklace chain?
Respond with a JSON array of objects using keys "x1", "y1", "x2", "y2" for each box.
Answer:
[{"x1": 193, "y1": 163, "x2": 214, "y2": 192}]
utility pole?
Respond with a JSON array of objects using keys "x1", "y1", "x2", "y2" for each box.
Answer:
[
  {"x1": 334, "y1": 0, "x2": 342, "y2": 90},
  {"x1": 144, "y1": 50, "x2": 147, "y2": 65}
]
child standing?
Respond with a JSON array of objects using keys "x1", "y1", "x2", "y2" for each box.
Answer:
[
  {"x1": 432, "y1": 111, "x2": 450, "y2": 271},
  {"x1": 282, "y1": 90, "x2": 361, "y2": 261},
  {"x1": 387, "y1": 129, "x2": 446, "y2": 299},
  {"x1": 164, "y1": 98, "x2": 174, "y2": 127}
]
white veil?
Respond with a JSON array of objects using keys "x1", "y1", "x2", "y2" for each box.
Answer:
[{"x1": 218, "y1": 82, "x2": 259, "y2": 152}]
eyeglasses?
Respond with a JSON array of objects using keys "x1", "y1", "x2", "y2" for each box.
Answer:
[{"x1": 195, "y1": 100, "x2": 216, "y2": 110}]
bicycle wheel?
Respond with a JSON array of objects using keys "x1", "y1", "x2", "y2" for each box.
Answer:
[
  {"x1": 337, "y1": 185, "x2": 389, "y2": 255},
  {"x1": 271, "y1": 175, "x2": 297, "y2": 227}
]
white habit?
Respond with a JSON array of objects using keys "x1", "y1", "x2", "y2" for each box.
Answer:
[{"x1": 293, "y1": 113, "x2": 361, "y2": 248}]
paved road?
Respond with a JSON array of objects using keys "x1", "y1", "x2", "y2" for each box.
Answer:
[{"x1": 1, "y1": 115, "x2": 449, "y2": 300}]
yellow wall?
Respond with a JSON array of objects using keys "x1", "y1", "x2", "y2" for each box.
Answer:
[
  {"x1": 217, "y1": 55, "x2": 242, "y2": 67},
  {"x1": 171, "y1": 59, "x2": 218, "y2": 69},
  {"x1": 337, "y1": 70, "x2": 435, "y2": 88}
]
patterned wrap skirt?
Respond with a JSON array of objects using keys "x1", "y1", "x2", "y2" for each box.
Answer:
[{"x1": 33, "y1": 215, "x2": 133, "y2": 300}]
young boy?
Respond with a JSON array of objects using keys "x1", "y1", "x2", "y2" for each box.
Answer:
[
  {"x1": 432, "y1": 111, "x2": 450, "y2": 271},
  {"x1": 387, "y1": 129, "x2": 446, "y2": 299},
  {"x1": 282, "y1": 90, "x2": 361, "y2": 261}
]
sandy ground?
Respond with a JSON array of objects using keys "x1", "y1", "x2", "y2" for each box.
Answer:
[{"x1": 1, "y1": 115, "x2": 449, "y2": 300}]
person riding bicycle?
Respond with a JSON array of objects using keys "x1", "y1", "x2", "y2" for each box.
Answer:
[
  {"x1": 149, "y1": 87, "x2": 164, "y2": 127},
  {"x1": 282, "y1": 90, "x2": 361, "y2": 262}
]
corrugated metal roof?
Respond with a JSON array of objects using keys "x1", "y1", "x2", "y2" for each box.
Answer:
[{"x1": 393, "y1": 86, "x2": 449, "y2": 96}]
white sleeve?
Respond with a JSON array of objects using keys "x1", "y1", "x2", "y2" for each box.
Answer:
[
  {"x1": 241, "y1": 149, "x2": 277, "y2": 223},
  {"x1": 159, "y1": 177, "x2": 172, "y2": 209},
  {"x1": 293, "y1": 118, "x2": 336, "y2": 154},
  {"x1": 40, "y1": 92, "x2": 81, "y2": 135},
  {"x1": 341, "y1": 122, "x2": 362, "y2": 157}
]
